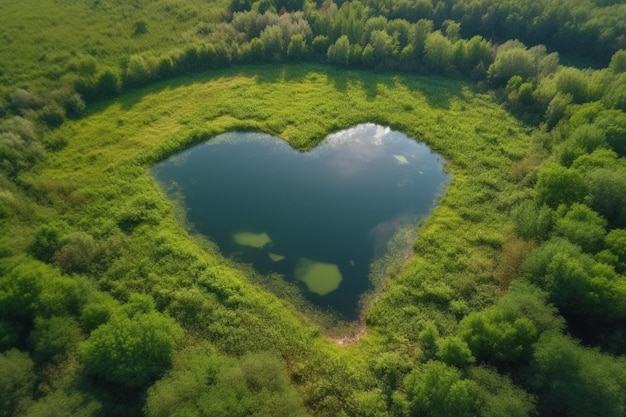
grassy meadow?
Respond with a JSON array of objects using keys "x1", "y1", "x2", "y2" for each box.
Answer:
[
  {"x1": 0, "y1": 0, "x2": 228, "y2": 91},
  {"x1": 25, "y1": 63, "x2": 535, "y2": 353}
]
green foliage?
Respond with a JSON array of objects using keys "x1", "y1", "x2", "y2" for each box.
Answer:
[
  {"x1": 22, "y1": 390, "x2": 101, "y2": 417},
  {"x1": 287, "y1": 33, "x2": 308, "y2": 60},
  {"x1": 545, "y1": 93, "x2": 573, "y2": 129},
  {"x1": 403, "y1": 361, "x2": 480, "y2": 417},
  {"x1": 0, "y1": 349, "x2": 35, "y2": 417},
  {"x1": 569, "y1": 124, "x2": 607, "y2": 155},
  {"x1": 1, "y1": 0, "x2": 626, "y2": 412},
  {"x1": 605, "y1": 229, "x2": 626, "y2": 273},
  {"x1": 369, "y1": 351, "x2": 411, "y2": 397},
  {"x1": 535, "y1": 164, "x2": 587, "y2": 209},
  {"x1": 488, "y1": 44, "x2": 536, "y2": 86},
  {"x1": 594, "y1": 109, "x2": 626, "y2": 156},
  {"x1": 0, "y1": 116, "x2": 44, "y2": 177},
  {"x1": 82, "y1": 311, "x2": 183, "y2": 388},
  {"x1": 468, "y1": 367, "x2": 535, "y2": 417},
  {"x1": 424, "y1": 31, "x2": 453, "y2": 74},
  {"x1": 554, "y1": 203, "x2": 607, "y2": 253},
  {"x1": 459, "y1": 282, "x2": 563, "y2": 365},
  {"x1": 52, "y1": 231, "x2": 100, "y2": 274},
  {"x1": 530, "y1": 331, "x2": 626, "y2": 417},
  {"x1": 133, "y1": 19, "x2": 148, "y2": 37},
  {"x1": 327, "y1": 35, "x2": 351, "y2": 65},
  {"x1": 0, "y1": 257, "x2": 44, "y2": 325},
  {"x1": 80, "y1": 293, "x2": 119, "y2": 332},
  {"x1": 144, "y1": 343, "x2": 308, "y2": 417},
  {"x1": 260, "y1": 25, "x2": 285, "y2": 59},
  {"x1": 523, "y1": 238, "x2": 626, "y2": 333},
  {"x1": 0, "y1": 256, "x2": 86, "y2": 346},
  {"x1": 512, "y1": 200, "x2": 555, "y2": 241},
  {"x1": 29, "y1": 222, "x2": 68, "y2": 263},
  {"x1": 556, "y1": 67, "x2": 590, "y2": 104},
  {"x1": 418, "y1": 322, "x2": 439, "y2": 361},
  {"x1": 28, "y1": 316, "x2": 82, "y2": 363},
  {"x1": 436, "y1": 336, "x2": 475, "y2": 368},
  {"x1": 609, "y1": 50, "x2": 626, "y2": 73}
]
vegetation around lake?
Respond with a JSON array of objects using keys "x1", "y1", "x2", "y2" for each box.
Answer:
[{"x1": 1, "y1": 0, "x2": 626, "y2": 416}]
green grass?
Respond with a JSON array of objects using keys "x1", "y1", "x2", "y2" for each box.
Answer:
[{"x1": 0, "y1": 0, "x2": 229, "y2": 92}]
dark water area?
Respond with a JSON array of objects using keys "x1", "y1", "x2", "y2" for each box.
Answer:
[{"x1": 151, "y1": 124, "x2": 449, "y2": 319}]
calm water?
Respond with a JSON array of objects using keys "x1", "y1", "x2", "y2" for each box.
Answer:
[{"x1": 152, "y1": 124, "x2": 449, "y2": 318}]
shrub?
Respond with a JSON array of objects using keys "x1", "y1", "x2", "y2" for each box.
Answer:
[{"x1": 82, "y1": 311, "x2": 182, "y2": 388}]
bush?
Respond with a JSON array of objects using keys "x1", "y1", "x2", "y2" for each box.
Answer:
[
  {"x1": 535, "y1": 165, "x2": 587, "y2": 209},
  {"x1": 9, "y1": 89, "x2": 43, "y2": 114},
  {"x1": 82, "y1": 311, "x2": 182, "y2": 388},
  {"x1": 28, "y1": 316, "x2": 82, "y2": 363},
  {"x1": 488, "y1": 44, "x2": 536, "y2": 86},
  {"x1": 29, "y1": 222, "x2": 67, "y2": 262},
  {"x1": 554, "y1": 203, "x2": 607, "y2": 253},
  {"x1": 38, "y1": 103, "x2": 66, "y2": 128},
  {"x1": 0, "y1": 349, "x2": 35, "y2": 417}
]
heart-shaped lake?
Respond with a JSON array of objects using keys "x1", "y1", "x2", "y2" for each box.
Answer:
[{"x1": 151, "y1": 124, "x2": 449, "y2": 318}]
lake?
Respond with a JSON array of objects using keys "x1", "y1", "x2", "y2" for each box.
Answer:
[{"x1": 151, "y1": 124, "x2": 449, "y2": 318}]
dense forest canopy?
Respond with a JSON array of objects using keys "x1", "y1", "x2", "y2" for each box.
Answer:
[{"x1": 1, "y1": 0, "x2": 626, "y2": 416}]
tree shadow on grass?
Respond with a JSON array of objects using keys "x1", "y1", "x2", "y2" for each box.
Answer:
[{"x1": 251, "y1": 64, "x2": 467, "y2": 111}]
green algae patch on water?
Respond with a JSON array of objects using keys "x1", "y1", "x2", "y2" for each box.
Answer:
[
  {"x1": 269, "y1": 253, "x2": 286, "y2": 262},
  {"x1": 295, "y1": 258, "x2": 343, "y2": 296},
  {"x1": 233, "y1": 232, "x2": 272, "y2": 248}
]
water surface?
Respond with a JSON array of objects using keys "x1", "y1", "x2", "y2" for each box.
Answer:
[{"x1": 152, "y1": 124, "x2": 449, "y2": 318}]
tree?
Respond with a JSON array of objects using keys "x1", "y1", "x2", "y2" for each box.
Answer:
[
  {"x1": 556, "y1": 67, "x2": 589, "y2": 104},
  {"x1": 408, "y1": 19, "x2": 434, "y2": 60},
  {"x1": 96, "y1": 68, "x2": 122, "y2": 98},
  {"x1": 403, "y1": 361, "x2": 480, "y2": 417},
  {"x1": 512, "y1": 200, "x2": 555, "y2": 241},
  {"x1": 362, "y1": 44, "x2": 375, "y2": 67},
  {"x1": 609, "y1": 49, "x2": 626, "y2": 73},
  {"x1": 530, "y1": 331, "x2": 626, "y2": 417},
  {"x1": 82, "y1": 311, "x2": 182, "y2": 388},
  {"x1": 23, "y1": 390, "x2": 101, "y2": 417},
  {"x1": 124, "y1": 55, "x2": 153, "y2": 87},
  {"x1": 28, "y1": 316, "x2": 82, "y2": 363},
  {"x1": 52, "y1": 231, "x2": 99, "y2": 274},
  {"x1": 594, "y1": 109, "x2": 626, "y2": 157},
  {"x1": 287, "y1": 33, "x2": 307, "y2": 60},
  {"x1": 585, "y1": 168, "x2": 626, "y2": 227},
  {"x1": 534, "y1": 164, "x2": 587, "y2": 209},
  {"x1": 605, "y1": 229, "x2": 626, "y2": 273},
  {"x1": 460, "y1": 35, "x2": 493, "y2": 77},
  {"x1": 436, "y1": 336, "x2": 475, "y2": 368},
  {"x1": 554, "y1": 203, "x2": 607, "y2": 253},
  {"x1": 144, "y1": 344, "x2": 308, "y2": 417},
  {"x1": 424, "y1": 31, "x2": 453, "y2": 74},
  {"x1": 327, "y1": 35, "x2": 350, "y2": 66},
  {"x1": 468, "y1": 367, "x2": 535, "y2": 417},
  {"x1": 488, "y1": 44, "x2": 536, "y2": 86},
  {"x1": 569, "y1": 124, "x2": 606, "y2": 154},
  {"x1": 248, "y1": 37, "x2": 266, "y2": 61},
  {"x1": 0, "y1": 349, "x2": 35, "y2": 417},
  {"x1": 459, "y1": 282, "x2": 563, "y2": 365},
  {"x1": 260, "y1": 25, "x2": 284, "y2": 59},
  {"x1": 369, "y1": 30, "x2": 397, "y2": 62},
  {"x1": 545, "y1": 93, "x2": 573, "y2": 129},
  {"x1": 523, "y1": 237, "x2": 626, "y2": 328},
  {"x1": 29, "y1": 222, "x2": 68, "y2": 263}
]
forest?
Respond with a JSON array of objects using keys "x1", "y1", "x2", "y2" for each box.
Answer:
[{"x1": 1, "y1": 0, "x2": 626, "y2": 415}]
